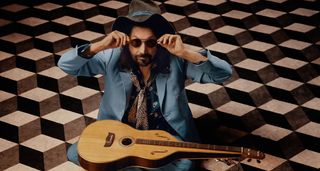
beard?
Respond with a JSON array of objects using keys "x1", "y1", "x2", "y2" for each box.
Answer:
[{"x1": 134, "y1": 53, "x2": 153, "y2": 67}]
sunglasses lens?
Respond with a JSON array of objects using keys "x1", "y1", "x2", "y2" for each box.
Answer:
[
  {"x1": 130, "y1": 39, "x2": 142, "y2": 47},
  {"x1": 145, "y1": 39, "x2": 157, "y2": 48},
  {"x1": 130, "y1": 39, "x2": 157, "y2": 48}
]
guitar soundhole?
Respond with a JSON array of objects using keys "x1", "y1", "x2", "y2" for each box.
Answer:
[{"x1": 121, "y1": 138, "x2": 133, "y2": 146}]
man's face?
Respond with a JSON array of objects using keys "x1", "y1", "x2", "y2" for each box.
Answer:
[{"x1": 128, "y1": 26, "x2": 157, "y2": 67}]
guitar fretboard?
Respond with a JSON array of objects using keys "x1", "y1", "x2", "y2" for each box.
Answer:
[{"x1": 136, "y1": 139, "x2": 242, "y2": 152}]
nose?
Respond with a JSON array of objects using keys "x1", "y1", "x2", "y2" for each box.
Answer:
[{"x1": 138, "y1": 42, "x2": 146, "y2": 53}]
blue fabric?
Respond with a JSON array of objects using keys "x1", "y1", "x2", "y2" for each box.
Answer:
[{"x1": 58, "y1": 46, "x2": 232, "y2": 170}]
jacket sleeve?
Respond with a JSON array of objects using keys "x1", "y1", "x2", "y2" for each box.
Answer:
[
  {"x1": 186, "y1": 50, "x2": 232, "y2": 83},
  {"x1": 57, "y1": 44, "x2": 114, "y2": 76}
]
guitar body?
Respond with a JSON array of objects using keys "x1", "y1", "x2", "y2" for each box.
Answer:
[
  {"x1": 78, "y1": 120, "x2": 180, "y2": 170},
  {"x1": 78, "y1": 120, "x2": 264, "y2": 171}
]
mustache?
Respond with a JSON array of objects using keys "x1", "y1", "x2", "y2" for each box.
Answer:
[{"x1": 136, "y1": 53, "x2": 152, "y2": 58}]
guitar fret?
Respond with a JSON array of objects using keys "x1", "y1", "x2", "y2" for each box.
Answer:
[
  {"x1": 182, "y1": 142, "x2": 186, "y2": 147},
  {"x1": 136, "y1": 139, "x2": 241, "y2": 153}
]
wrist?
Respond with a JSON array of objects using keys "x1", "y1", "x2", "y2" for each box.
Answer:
[
  {"x1": 176, "y1": 49, "x2": 188, "y2": 58},
  {"x1": 90, "y1": 42, "x2": 103, "y2": 54},
  {"x1": 178, "y1": 49, "x2": 208, "y2": 64}
]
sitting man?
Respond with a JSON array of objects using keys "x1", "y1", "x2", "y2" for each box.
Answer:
[{"x1": 58, "y1": 0, "x2": 232, "y2": 170}]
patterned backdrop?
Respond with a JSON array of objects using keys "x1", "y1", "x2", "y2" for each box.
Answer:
[{"x1": 0, "y1": 0, "x2": 319, "y2": 170}]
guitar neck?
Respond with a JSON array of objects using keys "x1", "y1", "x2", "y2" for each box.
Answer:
[
  {"x1": 136, "y1": 138, "x2": 242, "y2": 153},
  {"x1": 136, "y1": 138, "x2": 264, "y2": 160},
  {"x1": 136, "y1": 138, "x2": 247, "y2": 159}
]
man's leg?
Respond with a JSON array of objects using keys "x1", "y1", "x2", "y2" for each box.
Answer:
[
  {"x1": 123, "y1": 159, "x2": 195, "y2": 171},
  {"x1": 67, "y1": 143, "x2": 195, "y2": 171},
  {"x1": 67, "y1": 142, "x2": 80, "y2": 165},
  {"x1": 157, "y1": 159, "x2": 195, "y2": 171}
]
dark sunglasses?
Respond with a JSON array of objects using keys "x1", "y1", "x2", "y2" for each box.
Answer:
[{"x1": 129, "y1": 38, "x2": 158, "y2": 48}]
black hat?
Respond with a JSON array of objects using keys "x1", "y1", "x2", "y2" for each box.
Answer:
[{"x1": 112, "y1": 0, "x2": 176, "y2": 37}]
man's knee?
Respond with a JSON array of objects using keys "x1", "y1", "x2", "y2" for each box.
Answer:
[{"x1": 67, "y1": 143, "x2": 80, "y2": 165}]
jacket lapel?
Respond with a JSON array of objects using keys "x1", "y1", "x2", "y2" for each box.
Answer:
[{"x1": 156, "y1": 73, "x2": 168, "y2": 112}]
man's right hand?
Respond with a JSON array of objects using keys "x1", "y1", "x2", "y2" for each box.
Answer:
[
  {"x1": 83, "y1": 31, "x2": 129, "y2": 57},
  {"x1": 98, "y1": 30, "x2": 130, "y2": 49}
]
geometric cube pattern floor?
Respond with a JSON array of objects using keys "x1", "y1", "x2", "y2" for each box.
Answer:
[{"x1": 0, "y1": 0, "x2": 319, "y2": 170}]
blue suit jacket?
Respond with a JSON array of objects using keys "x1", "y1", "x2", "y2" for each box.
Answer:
[{"x1": 58, "y1": 46, "x2": 232, "y2": 142}]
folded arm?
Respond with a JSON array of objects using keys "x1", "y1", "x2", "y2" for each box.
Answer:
[
  {"x1": 57, "y1": 45, "x2": 112, "y2": 76},
  {"x1": 186, "y1": 50, "x2": 232, "y2": 83}
]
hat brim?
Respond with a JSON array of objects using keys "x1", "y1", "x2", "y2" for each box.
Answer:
[{"x1": 112, "y1": 14, "x2": 176, "y2": 38}]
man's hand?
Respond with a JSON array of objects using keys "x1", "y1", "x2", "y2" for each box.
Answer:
[
  {"x1": 99, "y1": 31, "x2": 130, "y2": 49},
  {"x1": 157, "y1": 34, "x2": 208, "y2": 64},
  {"x1": 85, "y1": 31, "x2": 129, "y2": 57},
  {"x1": 157, "y1": 34, "x2": 185, "y2": 58}
]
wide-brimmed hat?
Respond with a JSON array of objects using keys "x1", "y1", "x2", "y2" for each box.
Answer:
[{"x1": 112, "y1": 0, "x2": 175, "y2": 38}]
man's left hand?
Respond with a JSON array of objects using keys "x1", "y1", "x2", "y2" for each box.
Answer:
[
  {"x1": 157, "y1": 34, "x2": 208, "y2": 64},
  {"x1": 157, "y1": 34, "x2": 186, "y2": 58}
]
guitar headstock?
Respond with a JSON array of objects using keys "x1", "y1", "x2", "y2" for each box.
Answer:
[
  {"x1": 215, "y1": 148, "x2": 265, "y2": 166},
  {"x1": 241, "y1": 148, "x2": 265, "y2": 160}
]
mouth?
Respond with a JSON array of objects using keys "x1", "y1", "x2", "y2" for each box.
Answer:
[
  {"x1": 137, "y1": 55, "x2": 151, "y2": 61},
  {"x1": 138, "y1": 57, "x2": 149, "y2": 63},
  {"x1": 138, "y1": 56, "x2": 146, "y2": 60},
  {"x1": 136, "y1": 55, "x2": 152, "y2": 66}
]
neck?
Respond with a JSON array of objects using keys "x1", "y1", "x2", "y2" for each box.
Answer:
[{"x1": 139, "y1": 65, "x2": 152, "y2": 83}]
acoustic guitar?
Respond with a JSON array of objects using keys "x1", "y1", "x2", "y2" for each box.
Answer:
[{"x1": 78, "y1": 120, "x2": 265, "y2": 171}]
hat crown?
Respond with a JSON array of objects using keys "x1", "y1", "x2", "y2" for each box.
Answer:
[
  {"x1": 112, "y1": 0, "x2": 175, "y2": 37},
  {"x1": 128, "y1": 0, "x2": 161, "y2": 17}
]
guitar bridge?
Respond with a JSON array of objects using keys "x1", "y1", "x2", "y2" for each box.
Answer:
[{"x1": 104, "y1": 132, "x2": 115, "y2": 147}]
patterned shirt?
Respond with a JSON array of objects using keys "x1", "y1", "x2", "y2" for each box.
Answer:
[{"x1": 122, "y1": 67, "x2": 177, "y2": 136}]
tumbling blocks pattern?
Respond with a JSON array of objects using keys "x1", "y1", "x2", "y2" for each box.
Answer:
[{"x1": 0, "y1": 0, "x2": 319, "y2": 170}]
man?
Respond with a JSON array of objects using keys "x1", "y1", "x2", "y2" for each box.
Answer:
[{"x1": 58, "y1": 0, "x2": 232, "y2": 170}]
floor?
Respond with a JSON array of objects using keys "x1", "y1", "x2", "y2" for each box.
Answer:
[{"x1": 0, "y1": 0, "x2": 319, "y2": 170}]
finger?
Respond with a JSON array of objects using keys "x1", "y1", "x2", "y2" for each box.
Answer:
[
  {"x1": 112, "y1": 33, "x2": 121, "y2": 47},
  {"x1": 163, "y1": 35, "x2": 170, "y2": 44},
  {"x1": 115, "y1": 32, "x2": 125, "y2": 47},
  {"x1": 159, "y1": 34, "x2": 171, "y2": 44},
  {"x1": 124, "y1": 34, "x2": 130, "y2": 45},
  {"x1": 116, "y1": 32, "x2": 124, "y2": 47},
  {"x1": 168, "y1": 35, "x2": 175, "y2": 45},
  {"x1": 157, "y1": 37, "x2": 166, "y2": 47},
  {"x1": 121, "y1": 33, "x2": 129, "y2": 46},
  {"x1": 119, "y1": 33, "x2": 126, "y2": 46},
  {"x1": 126, "y1": 35, "x2": 130, "y2": 44},
  {"x1": 121, "y1": 36, "x2": 126, "y2": 46}
]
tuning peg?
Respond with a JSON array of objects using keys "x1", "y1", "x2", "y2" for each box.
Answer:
[
  {"x1": 257, "y1": 160, "x2": 261, "y2": 163},
  {"x1": 225, "y1": 160, "x2": 232, "y2": 166},
  {"x1": 216, "y1": 159, "x2": 237, "y2": 166},
  {"x1": 247, "y1": 158, "x2": 252, "y2": 162}
]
